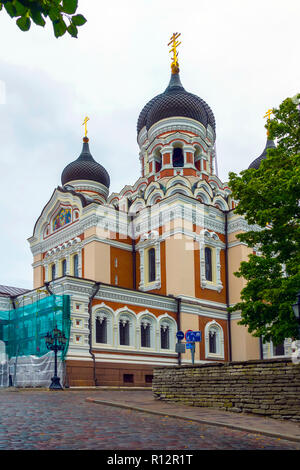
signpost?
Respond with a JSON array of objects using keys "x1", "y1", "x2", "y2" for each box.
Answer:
[
  {"x1": 176, "y1": 330, "x2": 186, "y2": 355},
  {"x1": 175, "y1": 330, "x2": 202, "y2": 365}
]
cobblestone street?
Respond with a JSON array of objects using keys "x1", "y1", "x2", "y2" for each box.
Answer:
[{"x1": 0, "y1": 390, "x2": 300, "y2": 450}]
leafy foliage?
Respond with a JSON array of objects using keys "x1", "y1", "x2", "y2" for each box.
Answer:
[
  {"x1": 228, "y1": 94, "x2": 300, "y2": 345},
  {"x1": 0, "y1": 0, "x2": 87, "y2": 38}
]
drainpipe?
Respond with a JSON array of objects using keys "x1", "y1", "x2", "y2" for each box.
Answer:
[
  {"x1": 88, "y1": 282, "x2": 101, "y2": 386},
  {"x1": 176, "y1": 297, "x2": 182, "y2": 366},
  {"x1": 225, "y1": 211, "x2": 232, "y2": 362},
  {"x1": 130, "y1": 215, "x2": 137, "y2": 290}
]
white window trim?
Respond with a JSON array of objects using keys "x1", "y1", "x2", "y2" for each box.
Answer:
[
  {"x1": 262, "y1": 338, "x2": 292, "y2": 359},
  {"x1": 138, "y1": 313, "x2": 157, "y2": 351},
  {"x1": 158, "y1": 314, "x2": 177, "y2": 353},
  {"x1": 199, "y1": 230, "x2": 223, "y2": 293},
  {"x1": 116, "y1": 311, "x2": 136, "y2": 350},
  {"x1": 204, "y1": 320, "x2": 224, "y2": 359},
  {"x1": 93, "y1": 308, "x2": 114, "y2": 348},
  {"x1": 138, "y1": 236, "x2": 161, "y2": 292}
]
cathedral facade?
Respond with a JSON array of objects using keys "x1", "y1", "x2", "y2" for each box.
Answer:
[{"x1": 1, "y1": 43, "x2": 288, "y2": 387}]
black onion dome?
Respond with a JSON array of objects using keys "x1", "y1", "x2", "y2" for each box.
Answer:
[
  {"x1": 61, "y1": 138, "x2": 110, "y2": 188},
  {"x1": 248, "y1": 139, "x2": 276, "y2": 170},
  {"x1": 137, "y1": 73, "x2": 216, "y2": 137}
]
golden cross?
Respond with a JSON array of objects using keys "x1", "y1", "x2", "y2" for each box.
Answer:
[
  {"x1": 263, "y1": 109, "x2": 273, "y2": 121},
  {"x1": 82, "y1": 116, "x2": 90, "y2": 137},
  {"x1": 263, "y1": 109, "x2": 273, "y2": 137},
  {"x1": 168, "y1": 32, "x2": 181, "y2": 72}
]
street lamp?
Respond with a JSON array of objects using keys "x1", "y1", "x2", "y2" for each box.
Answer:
[
  {"x1": 292, "y1": 292, "x2": 300, "y2": 319},
  {"x1": 45, "y1": 325, "x2": 67, "y2": 390},
  {"x1": 292, "y1": 292, "x2": 300, "y2": 339}
]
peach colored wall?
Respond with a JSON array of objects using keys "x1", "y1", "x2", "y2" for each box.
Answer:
[
  {"x1": 231, "y1": 318, "x2": 260, "y2": 361},
  {"x1": 83, "y1": 241, "x2": 110, "y2": 283},
  {"x1": 33, "y1": 266, "x2": 44, "y2": 289},
  {"x1": 228, "y1": 243, "x2": 252, "y2": 305},
  {"x1": 84, "y1": 226, "x2": 97, "y2": 238},
  {"x1": 165, "y1": 236, "x2": 195, "y2": 297},
  {"x1": 33, "y1": 254, "x2": 43, "y2": 288}
]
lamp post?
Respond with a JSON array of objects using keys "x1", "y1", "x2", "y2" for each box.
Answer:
[
  {"x1": 292, "y1": 293, "x2": 300, "y2": 328},
  {"x1": 45, "y1": 325, "x2": 67, "y2": 390}
]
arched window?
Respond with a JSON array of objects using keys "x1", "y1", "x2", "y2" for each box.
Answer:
[
  {"x1": 62, "y1": 259, "x2": 67, "y2": 276},
  {"x1": 205, "y1": 247, "x2": 212, "y2": 281},
  {"x1": 209, "y1": 329, "x2": 217, "y2": 353},
  {"x1": 73, "y1": 254, "x2": 79, "y2": 277},
  {"x1": 51, "y1": 263, "x2": 56, "y2": 281},
  {"x1": 273, "y1": 343, "x2": 285, "y2": 356},
  {"x1": 119, "y1": 319, "x2": 130, "y2": 346},
  {"x1": 172, "y1": 147, "x2": 184, "y2": 167},
  {"x1": 154, "y1": 149, "x2": 162, "y2": 173},
  {"x1": 161, "y1": 323, "x2": 170, "y2": 349},
  {"x1": 141, "y1": 320, "x2": 151, "y2": 348},
  {"x1": 205, "y1": 321, "x2": 224, "y2": 358},
  {"x1": 148, "y1": 248, "x2": 156, "y2": 283},
  {"x1": 96, "y1": 317, "x2": 107, "y2": 344}
]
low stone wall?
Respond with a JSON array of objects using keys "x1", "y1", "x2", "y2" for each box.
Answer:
[{"x1": 152, "y1": 359, "x2": 300, "y2": 421}]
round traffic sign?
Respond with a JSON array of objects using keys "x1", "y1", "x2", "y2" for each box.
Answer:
[{"x1": 176, "y1": 331, "x2": 184, "y2": 340}]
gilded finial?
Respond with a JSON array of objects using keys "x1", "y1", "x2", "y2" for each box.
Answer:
[
  {"x1": 82, "y1": 116, "x2": 90, "y2": 138},
  {"x1": 263, "y1": 109, "x2": 273, "y2": 137},
  {"x1": 168, "y1": 32, "x2": 181, "y2": 74}
]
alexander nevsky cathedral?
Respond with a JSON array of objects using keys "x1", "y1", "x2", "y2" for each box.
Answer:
[{"x1": 0, "y1": 34, "x2": 291, "y2": 388}]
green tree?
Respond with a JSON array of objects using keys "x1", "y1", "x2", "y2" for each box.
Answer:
[
  {"x1": 0, "y1": 0, "x2": 87, "y2": 38},
  {"x1": 228, "y1": 94, "x2": 300, "y2": 345}
]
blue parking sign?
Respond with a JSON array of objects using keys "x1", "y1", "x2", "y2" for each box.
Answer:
[{"x1": 186, "y1": 331, "x2": 202, "y2": 342}]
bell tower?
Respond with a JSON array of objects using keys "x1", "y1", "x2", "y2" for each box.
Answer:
[{"x1": 137, "y1": 33, "x2": 216, "y2": 184}]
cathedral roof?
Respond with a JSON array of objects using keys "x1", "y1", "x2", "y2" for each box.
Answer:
[
  {"x1": 0, "y1": 285, "x2": 29, "y2": 297},
  {"x1": 61, "y1": 138, "x2": 110, "y2": 188},
  {"x1": 248, "y1": 138, "x2": 276, "y2": 170},
  {"x1": 137, "y1": 72, "x2": 216, "y2": 137}
]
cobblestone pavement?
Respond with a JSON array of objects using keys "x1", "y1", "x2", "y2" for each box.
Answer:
[{"x1": 0, "y1": 390, "x2": 300, "y2": 450}]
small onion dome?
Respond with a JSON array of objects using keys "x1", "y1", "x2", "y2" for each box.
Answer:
[
  {"x1": 248, "y1": 138, "x2": 276, "y2": 170},
  {"x1": 61, "y1": 137, "x2": 110, "y2": 188},
  {"x1": 137, "y1": 72, "x2": 216, "y2": 138}
]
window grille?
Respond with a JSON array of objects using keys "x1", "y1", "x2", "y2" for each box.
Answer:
[
  {"x1": 51, "y1": 264, "x2": 56, "y2": 280},
  {"x1": 161, "y1": 324, "x2": 169, "y2": 349},
  {"x1": 209, "y1": 330, "x2": 216, "y2": 353},
  {"x1": 205, "y1": 247, "x2": 212, "y2": 281},
  {"x1": 96, "y1": 317, "x2": 107, "y2": 344},
  {"x1": 73, "y1": 254, "x2": 79, "y2": 277},
  {"x1": 62, "y1": 259, "x2": 67, "y2": 276},
  {"x1": 119, "y1": 319, "x2": 130, "y2": 346},
  {"x1": 141, "y1": 322, "x2": 151, "y2": 348},
  {"x1": 148, "y1": 248, "x2": 156, "y2": 282},
  {"x1": 273, "y1": 343, "x2": 285, "y2": 356}
]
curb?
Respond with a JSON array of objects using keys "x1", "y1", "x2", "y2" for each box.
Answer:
[
  {"x1": 86, "y1": 398, "x2": 300, "y2": 444},
  {"x1": 69, "y1": 387, "x2": 150, "y2": 391}
]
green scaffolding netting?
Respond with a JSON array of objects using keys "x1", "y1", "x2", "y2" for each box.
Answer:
[{"x1": 0, "y1": 295, "x2": 71, "y2": 361}]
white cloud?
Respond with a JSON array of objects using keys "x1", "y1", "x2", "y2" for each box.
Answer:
[{"x1": 0, "y1": 0, "x2": 299, "y2": 287}]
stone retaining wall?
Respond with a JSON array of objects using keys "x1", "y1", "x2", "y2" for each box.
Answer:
[{"x1": 152, "y1": 359, "x2": 300, "y2": 421}]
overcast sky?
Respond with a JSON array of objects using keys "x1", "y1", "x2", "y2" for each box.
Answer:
[{"x1": 0, "y1": 0, "x2": 299, "y2": 289}]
